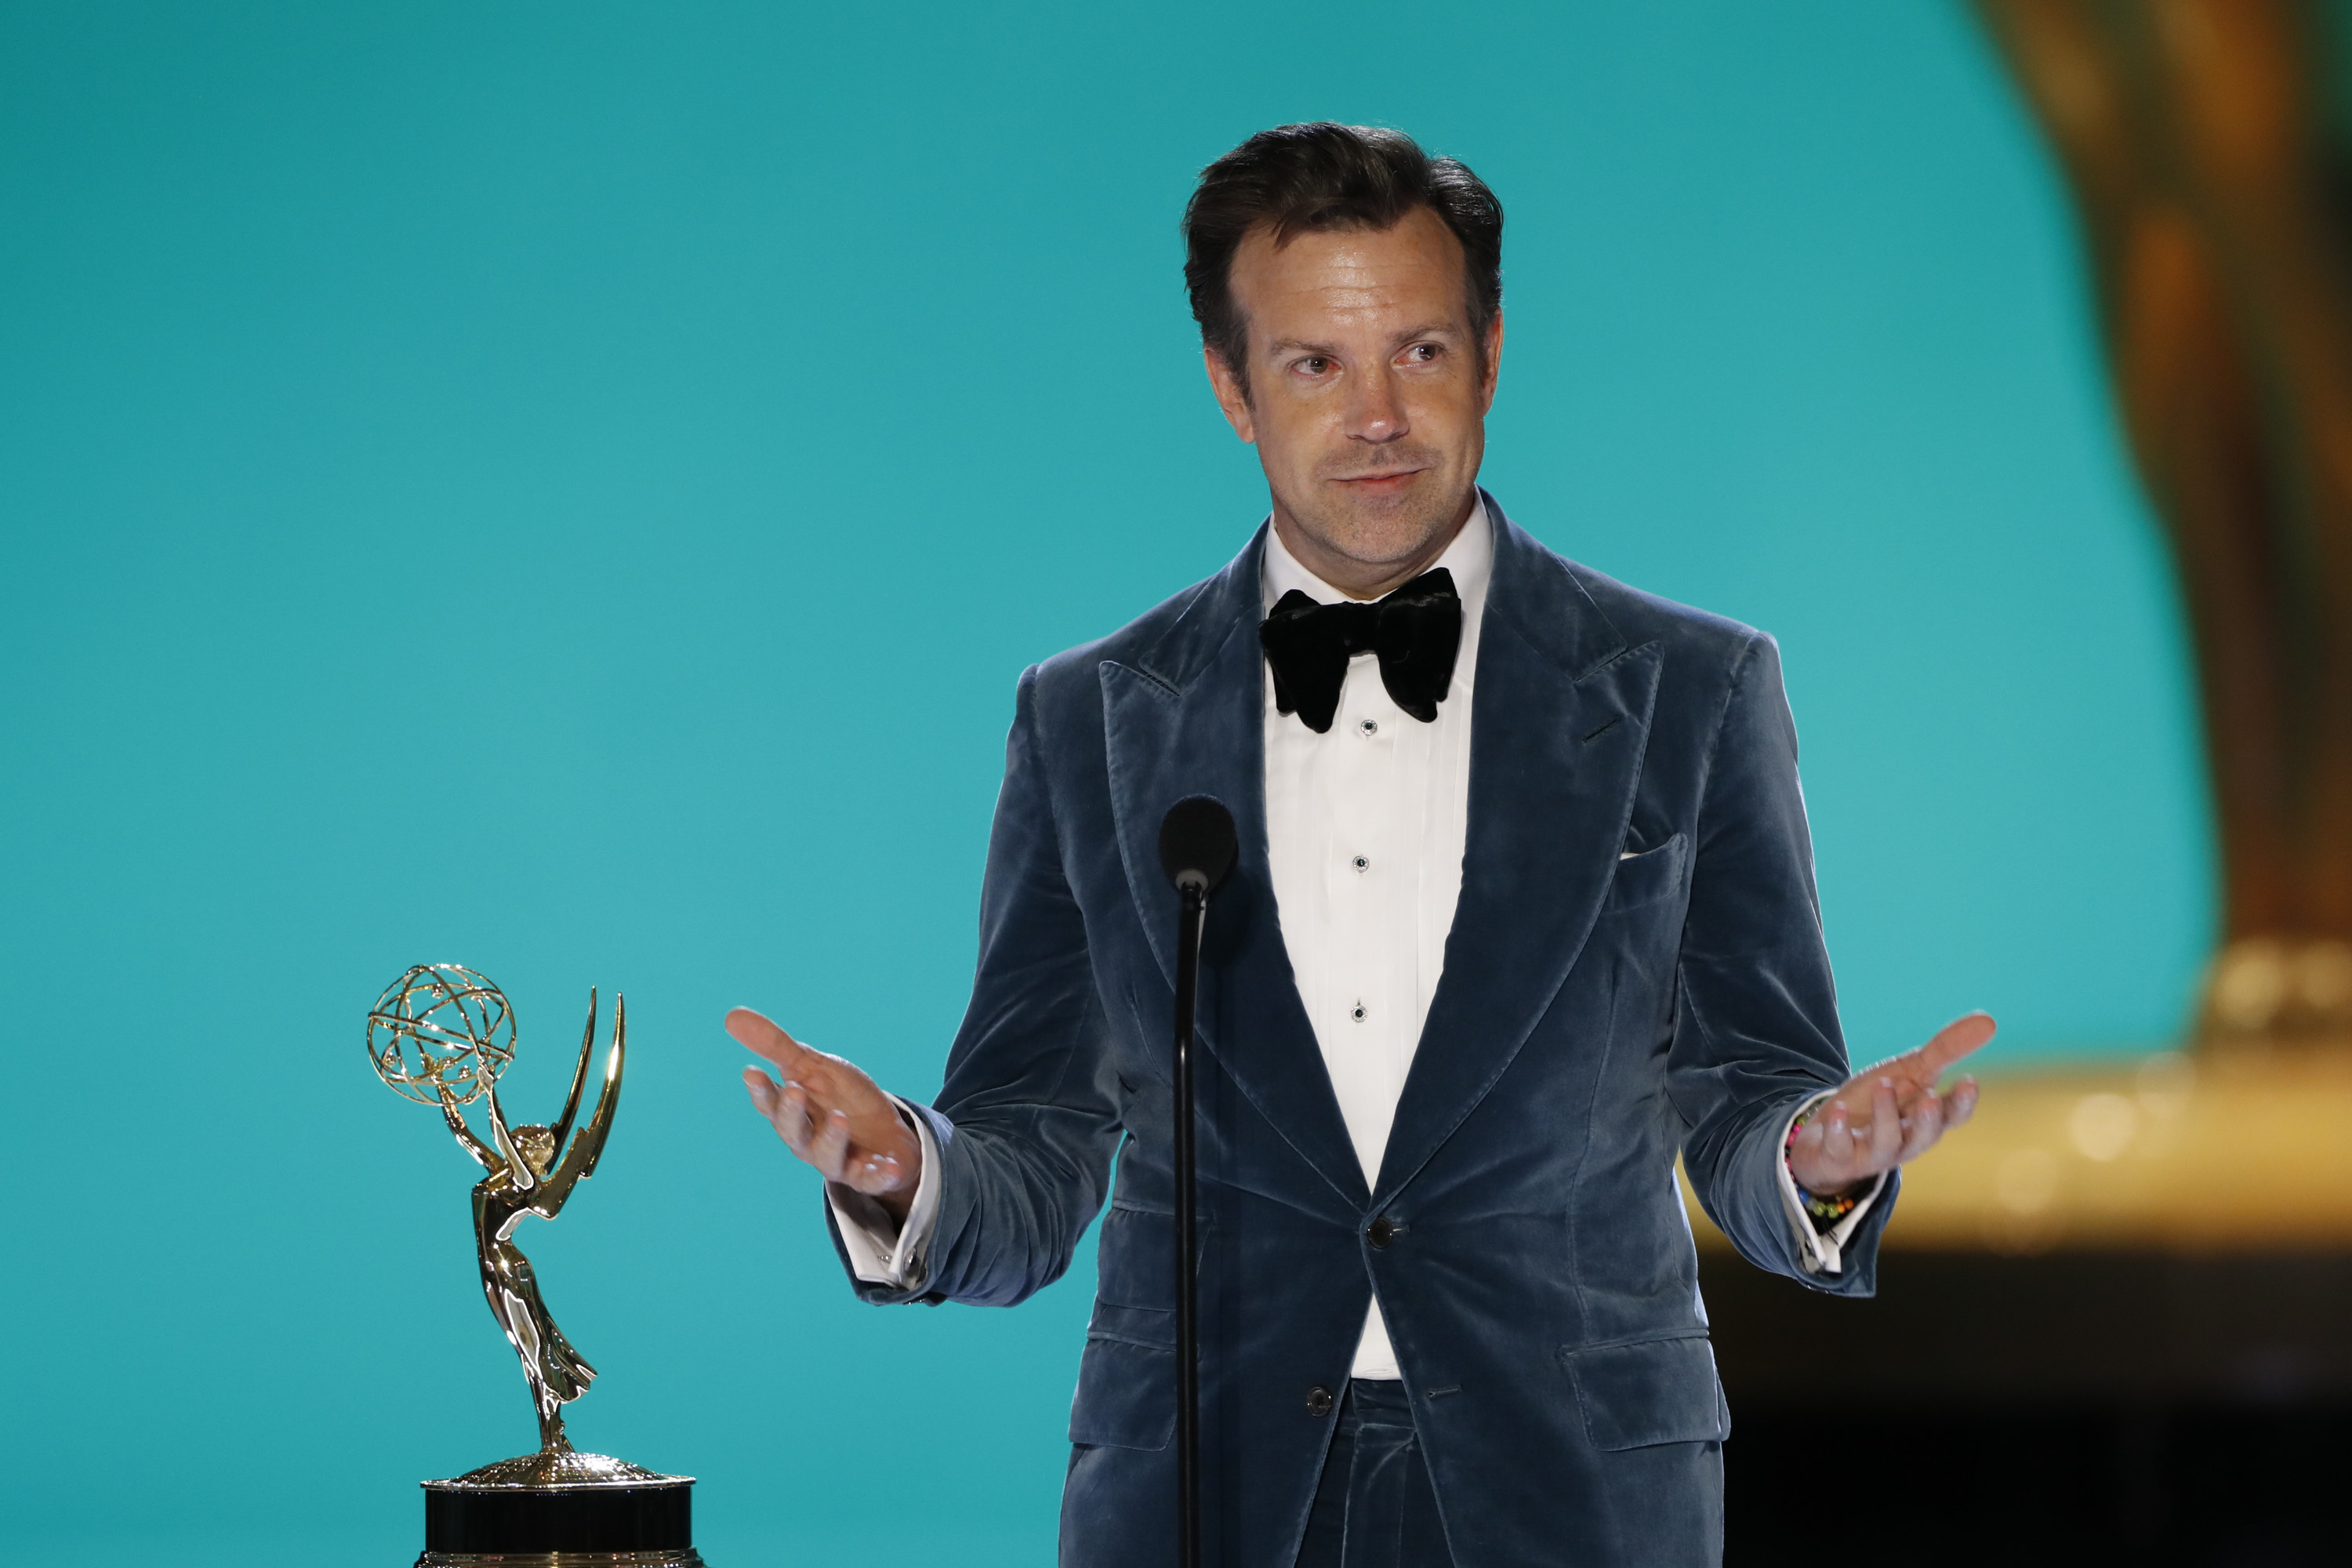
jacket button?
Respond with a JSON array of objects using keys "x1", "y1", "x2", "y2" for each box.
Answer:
[
  {"x1": 1305, "y1": 1385, "x2": 1335, "y2": 1417},
  {"x1": 1367, "y1": 1215, "x2": 1396, "y2": 1249}
]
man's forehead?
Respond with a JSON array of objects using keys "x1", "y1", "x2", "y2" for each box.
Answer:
[{"x1": 1231, "y1": 210, "x2": 1468, "y2": 324}]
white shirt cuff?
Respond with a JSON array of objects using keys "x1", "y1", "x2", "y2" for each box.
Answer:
[
  {"x1": 1777, "y1": 1089, "x2": 1887, "y2": 1276},
  {"x1": 825, "y1": 1095, "x2": 942, "y2": 1290}
]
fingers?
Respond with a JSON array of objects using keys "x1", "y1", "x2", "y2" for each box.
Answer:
[
  {"x1": 774, "y1": 1084, "x2": 849, "y2": 1181},
  {"x1": 725, "y1": 1007, "x2": 895, "y2": 1123},
  {"x1": 1791, "y1": 1067, "x2": 1987, "y2": 1189},
  {"x1": 742, "y1": 1065, "x2": 829, "y2": 1167},
  {"x1": 742, "y1": 1065, "x2": 814, "y2": 1152},
  {"x1": 1845, "y1": 1012, "x2": 1994, "y2": 1116},
  {"x1": 726, "y1": 1007, "x2": 808, "y2": 1072},
  {"x1": 1818, "y1": 1098, "x2": 1857, "y2": 1168},
  {"x1": 1785, "y1": 1097, "x2": 1861, "y2": 1192},
  {"x1": 1867, "y1": 1076, "x2": 1903, "y2": 1168},
  {"x1": 1898, "y1": 1080, "x2": 1946, "y2": 1163},
  {"x1": 1791, "y1": 1033, "x2": 1991, "y2": 1191},
  {"x1": 728, "y1": 1004, "x2": 924, "y2": 1207},
  {"x1": 808, "y1": 1105, "x2": 854, "y2": 1181},
  {"x1": 742, "y1": 1062, "x2": 920, "y2": 1196},
  {"x1": 1794, "y1": 1080, "x2": 1899, "y2": 1189},
  {"x1": 1914, "y1": 1012, "x2": 1997, "y2": 1078}
]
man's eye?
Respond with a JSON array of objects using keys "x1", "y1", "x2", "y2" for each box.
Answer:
[
  {"x1": 1403, "y1": 343, "x2": 1440, "y2": 363},
  {"x1": 1294, "y1": 358, "x2": 1330, "y2": 376}
]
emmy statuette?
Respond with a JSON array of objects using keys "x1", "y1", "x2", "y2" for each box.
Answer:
[{"x1": 368, "y1": 964, "x2": 705, "y2": 1568}]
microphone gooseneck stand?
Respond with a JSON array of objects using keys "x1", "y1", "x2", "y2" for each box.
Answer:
[
  {"x1": 1172, "y1": 873, "x2": 1206, "y2": 1568},
  {"x1": 1158, "y1": 796, "x2": 1238, "y2": 1568}
]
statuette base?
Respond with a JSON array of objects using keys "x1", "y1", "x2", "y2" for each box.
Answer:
[
  {"x1": 419, "y1": 1553, "x2": 705, "y2": 1567},
  {"x1": 422, "y1": 1453, "x2": 698, "y2": 1562}
]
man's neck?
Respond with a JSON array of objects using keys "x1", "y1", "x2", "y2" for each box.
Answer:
[{"x1": 1269, "y1": 491, "x2": 1479, "y2": 601}]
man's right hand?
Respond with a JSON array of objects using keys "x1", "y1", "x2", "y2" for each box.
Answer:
[{"x1": 727, "y1": 1007, "x2": 922, "y2": 1225}]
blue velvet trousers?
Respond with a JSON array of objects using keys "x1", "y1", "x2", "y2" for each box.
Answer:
[{"x1": 1293, "y1": 1381, "x2": 1457, "y2": 1568}]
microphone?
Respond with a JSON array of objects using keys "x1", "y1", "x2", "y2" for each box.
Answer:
[
  {"x1": 1156, "y1": 794, "x2": 1234, "y2": 1568},
  {"x1": 1160, "y1": 794, "x2": 1238, "y2": 898}
]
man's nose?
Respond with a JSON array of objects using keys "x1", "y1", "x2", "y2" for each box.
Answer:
[{"x1": 1345, "y1": 364, "x2": 1408, "y2": 444}]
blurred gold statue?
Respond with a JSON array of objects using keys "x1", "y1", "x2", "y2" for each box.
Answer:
[{"x1": 1977, "y1": 0, "x2": 2352, "y2": 1042}]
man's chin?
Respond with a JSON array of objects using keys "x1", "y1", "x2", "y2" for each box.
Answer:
[{"x1": 1316, "y1": 478, "x2": 1466, "y2": 562}]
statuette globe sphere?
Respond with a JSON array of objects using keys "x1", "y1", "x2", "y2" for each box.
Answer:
[{"x1": 368, "y1": 963, "x2": 517, "y2": 1105}]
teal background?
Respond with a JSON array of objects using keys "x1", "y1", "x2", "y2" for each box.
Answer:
[{"x1": 0, "y1": 2, "x2": 2207, "y2": 1563}]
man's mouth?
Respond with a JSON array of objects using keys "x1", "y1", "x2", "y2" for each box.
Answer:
[{"x1": 1332, "y1": 468, "x2": 1425, "y2": 492}]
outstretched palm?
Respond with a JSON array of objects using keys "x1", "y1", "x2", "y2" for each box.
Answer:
[
  {"x1": 728, "y1": 1007, "x2": 923, "y2": 1222},
  {"x1": 1785, "y1": 1012, "x2": 1994, "y2": 1195}
]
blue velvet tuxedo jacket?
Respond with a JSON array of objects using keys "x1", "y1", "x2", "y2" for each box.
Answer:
[{"x1": 833, "y1": 495, "x2": 1894, "y2": 1566}]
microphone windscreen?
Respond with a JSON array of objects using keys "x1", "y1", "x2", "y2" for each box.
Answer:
[{"x1": 1159, "y1": 795, "x2": 1238, "y2": 895}]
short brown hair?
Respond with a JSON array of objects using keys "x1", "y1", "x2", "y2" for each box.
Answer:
[{"x1": 1181, "y1": 123, "x2": 1504, "y2": 397}]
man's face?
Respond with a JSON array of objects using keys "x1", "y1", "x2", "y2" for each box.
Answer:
[{"x1": 1206, "y1": 205, "x2": 1502, "y2": 597}]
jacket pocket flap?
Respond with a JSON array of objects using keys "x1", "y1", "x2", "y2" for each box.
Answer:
[
  {"x1": 1561, "y1": 1333, "x2": 1730, "y2": 1450},
  {"x1": 1087, "y1": 1299, "x2": 1174, "y2": 1348},
  {"x1": 1068, "y1": 1335, "x2": 1174, "y2": 1451}
]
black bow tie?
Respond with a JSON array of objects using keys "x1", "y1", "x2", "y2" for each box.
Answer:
[{"x1": 1258, "y1": 568, "x2": 1463, "y2": 734}]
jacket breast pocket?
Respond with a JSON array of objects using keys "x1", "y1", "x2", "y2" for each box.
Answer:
[
  {"x1": 1560, "y1": 1330, "x2": 1731, "y2": 1450},
  {"x1": 1605, "y1": 833, "x2": 1688, "y2": 913}
]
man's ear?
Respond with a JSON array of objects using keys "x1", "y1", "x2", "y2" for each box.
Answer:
[
  {"x1": 1478, "y1": 310, "x2": 1505, "y2": 415},
  {"x1": 1203, "y1": 347, "x2": 1257, "y2": 444}
]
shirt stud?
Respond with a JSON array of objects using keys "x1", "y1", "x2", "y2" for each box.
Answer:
[
  {"x1": 1358, "y1": 718, "x2": 1379, "y2": 736},
  {"x1": 1351, "y1": 1002, "x2": 1367, "y2": 1022},
  {"x1": 1352, "y1": 855, "x2": 1370, "y2": 873}
]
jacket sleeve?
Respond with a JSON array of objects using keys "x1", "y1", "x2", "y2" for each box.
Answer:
[
  {"x1": 1667, "y1": 632, "x2": 1895, "y2": 1296},
  {"x1": 833, "y1": 663, "x2": 1125, "y2": 1308}
]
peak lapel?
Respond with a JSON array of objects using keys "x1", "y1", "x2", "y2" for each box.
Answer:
[
  {"x1": 1100, "y1": 528, "x2": 1370, "y2": 1210},
  {"x1": 1373, "y1": 504, "x2": 1664, "y2": 1203}
]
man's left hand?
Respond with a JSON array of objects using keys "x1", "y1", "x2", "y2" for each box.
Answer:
[{"x1": 1785, "y1": 1012, "x2": 1994, "y2": 1196}]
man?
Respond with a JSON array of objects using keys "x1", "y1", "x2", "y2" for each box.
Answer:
[{"x1": 728, "y1": 123, "x2": 1991, "y2": 1567}]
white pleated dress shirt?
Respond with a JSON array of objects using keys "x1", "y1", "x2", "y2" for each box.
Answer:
[
  {"x1": 829, "y1": 503, "x2": 1880, "y2": 1380},
  {"x1": 1258, "y1": 504, "x2": 1487, "y2": 1379}
]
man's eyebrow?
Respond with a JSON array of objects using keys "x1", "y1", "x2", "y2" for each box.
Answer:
[
  {"x1": 1263, "y1": 323, "x2": 1465, "y2": 358},
  {"x1": 1386, "y1": 321, "x2": 1463, "y2": 348}
]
